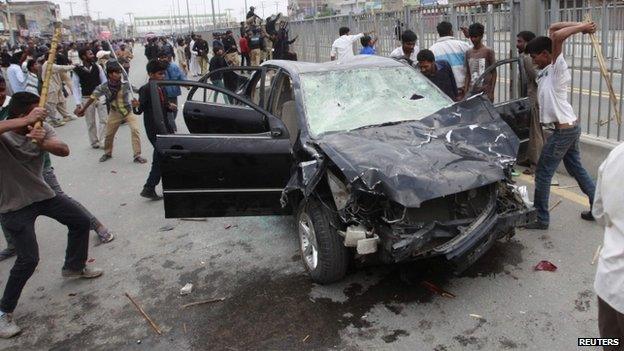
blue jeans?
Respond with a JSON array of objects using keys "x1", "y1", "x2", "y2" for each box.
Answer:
[{"x1": 533, "y1": 125, "x2": 595, "y2": 224}]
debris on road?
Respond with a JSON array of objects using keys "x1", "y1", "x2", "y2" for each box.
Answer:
[
  {"x1": 557, "y1": 184, "x2": 579, "y2": 189},
  {"x1": 180, "y1": 283, "x2": 193, "y2": 296},
  {"x1": 303, "y1": 335, "x2": 310, "y2": 342},
  {"x1": 469, "y1": 314, "x2": 485, "y2": 320},
  {"x1": 181, "y1": 297, "x2": 226, "y2": 309},
  {"x1": 534, "y1": 260, "x2": 557, "y2": 272},
  {"x1": 111, "y1": 170, "x2": 117, "y2": 174},
  {"x1": 421, "y1": 281, "x2": 456, "y2": 298},
  {"x1": 549, "y1": 200, "x2": 563, "y2": 212},
  {"x1": 125, "y1": 292, "x2": 162, "y2": 335},
  {"x1": 87, "y1": 258, "x2": 95, "y2": 263},
  {"x1": 68, "y1": 293, "x2": 77, "y2": 297},
  {"x1": 120, "y1": 203, "x2": 127, "y2": 207},
  {"x1": 224, "y1": 225, "x2": 232, "y2": 229},
  {"x1": 159, "y1": 224, "x2": 176, "y2": 232},
  {"x1": 183, "y1": 323, "x2": 187, "y2": 334},
  {"x1": 592, "y1": 244, "x2": 602, "y2": 265},
  {"x1": 137, "y1": 340, "x2": 142, "y2": 344}
]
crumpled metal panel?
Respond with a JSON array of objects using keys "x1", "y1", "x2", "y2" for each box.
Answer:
[{"x1": 314, "y1": 96, "x2": 519, "y2": 208}]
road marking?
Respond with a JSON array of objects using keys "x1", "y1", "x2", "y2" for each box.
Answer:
[{"x1": 517, "y1": 174, "x2": 590, "y2": 207}]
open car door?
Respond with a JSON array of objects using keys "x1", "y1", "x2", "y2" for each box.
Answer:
[
  {"x1": 470, "y1": 58, "x2": 531, "y2": 160},
  {"x1": 150, "y1": 80, "x2": 292, "y2": 218}
]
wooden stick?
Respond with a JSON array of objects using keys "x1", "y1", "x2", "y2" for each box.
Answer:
[
  {"x1": 181, "y1": 297, "x2": 226, "y2": 309},
  {"x1": 125, "y1": 292, "x2": 163, "y2": 335},
  {"x1": 584, "y1": 13, "x2": 621, "y2": 125},
  {"x1": 32, "y1": 22, "x2": 62, "y2": 141},
  {"x1": 591, "y1": 244, "x2": 602, "y2": 265},
  {"x1": 549, "y1": 199, "x2": 563, "y2": 212}
]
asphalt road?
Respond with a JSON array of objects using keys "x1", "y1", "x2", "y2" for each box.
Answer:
[{"x1": 0, "y1": 45, "x2": 607, "y2": 351}]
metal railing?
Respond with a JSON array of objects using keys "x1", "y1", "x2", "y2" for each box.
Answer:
[{"x1": 204, "y1": 0, "x2": 624, "y2": 141}]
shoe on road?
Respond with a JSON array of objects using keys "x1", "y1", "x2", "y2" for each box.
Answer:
[
  {"x1": 0, "y1": 248, "x2": 16, "y2": 262},
  {"x1": 0, "y1": 313, "x2": 21, "y2": 339},
  {"x1": 91, "y1": 143, "x2": 101, "y2": 149},
  {"x1": 62, "y1": 266, "x2": 104, "y2": 279},
  {"x1": 99, "y1": 154, "x2": 112, "y2": 162},
  {"x1": 581, "y1": 211, "x2": 595, "y2": 221},
  {"x1": 140, "y1": 187, "x2": 163, "y2": 200},
  {"x1": 99, "y1": 232, "x2": 115, "y2": 244},
  {"x1": 134, "y1": 156, "x2": 147, "y2": 164},
  {"x1": 524, "y1": 221, "x2": 549, "y2": 230}
]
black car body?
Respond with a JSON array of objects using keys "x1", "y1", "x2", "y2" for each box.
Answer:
[{"x1": 151, "y1": 55, "x2": 535, "y2": 283}]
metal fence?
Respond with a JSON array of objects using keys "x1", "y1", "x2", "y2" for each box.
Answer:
[{"x1": 207, "y1": 0, "x2": 624, "y2": 142}]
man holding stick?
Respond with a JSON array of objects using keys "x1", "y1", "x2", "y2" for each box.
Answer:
[
  {"x1": 524, "y1": 21, "x2": 597, "y2": 230},
  {"x1": 0, "y1": 93, "x2": 103, "y2": 338}
]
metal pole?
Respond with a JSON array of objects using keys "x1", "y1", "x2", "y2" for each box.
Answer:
[
  {"x1": 210, "y1": 0, "x2": 216, "y2": 30},
  {"x1": 185, "y1": 0, "x2": 193, "y2": 33},
  {"x1": 6, "y1": 0, "x2": 13, "y2": 46}
]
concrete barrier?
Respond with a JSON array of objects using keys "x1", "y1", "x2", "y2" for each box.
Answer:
[{"x1": 564, "y1": 135, "x2": 621, "y2": 179}]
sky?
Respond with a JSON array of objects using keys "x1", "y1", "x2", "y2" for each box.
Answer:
[{"x1": 42, "y1": 0, "x2": 289, "y2": 23}]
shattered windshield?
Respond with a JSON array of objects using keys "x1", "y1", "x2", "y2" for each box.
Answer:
[{"x1": 299, "y1": 66, "x2": 453, "y2": 137}]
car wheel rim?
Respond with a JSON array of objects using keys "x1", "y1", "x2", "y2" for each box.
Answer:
[{"x1": 299, "y1": 213, "x2": 318, "y2": 271}]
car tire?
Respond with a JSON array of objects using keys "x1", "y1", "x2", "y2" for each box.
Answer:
[{"x1": 297, "y1": 198, "x2": 348, "y2": 284}]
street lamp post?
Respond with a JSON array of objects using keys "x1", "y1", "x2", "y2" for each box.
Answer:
[
  {"x1": 210, "y1": 0, "x2": 216, "y2": 30},
  {"x1": 185, "y1": 0, "x2": 193, "y2": 33}
]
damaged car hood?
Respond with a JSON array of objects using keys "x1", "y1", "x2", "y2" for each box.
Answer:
[{"x1": 315, "y1": 96, "x2": 519, "y2": 208}]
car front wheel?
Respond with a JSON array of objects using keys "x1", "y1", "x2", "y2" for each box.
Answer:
[{"x1": 297, "y1": 199, "x2": 348, "y2": 284}]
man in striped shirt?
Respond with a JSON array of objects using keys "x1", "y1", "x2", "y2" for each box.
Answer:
[{"x1": 429, "y1": 21, "x2": 472, "y2": 100}]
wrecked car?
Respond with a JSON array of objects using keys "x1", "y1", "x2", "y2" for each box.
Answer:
[{"x1": 150, "y1": 55, "x2": 536, "y2": 284}]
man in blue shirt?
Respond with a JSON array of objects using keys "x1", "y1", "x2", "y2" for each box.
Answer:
[
  {"x1": 158, "y1": 51, "x2": 187, "y2": 133},
  {"x1": 359, "y1": 35, "x2": 378, "y2": 55},
  {"x1": 416, "y1": 49, "x2": 458, "y2": 101}
]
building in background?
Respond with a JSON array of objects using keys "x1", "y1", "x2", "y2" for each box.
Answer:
[
  {"x1": 63, "y1": 15, "x2": 95, "y2": 41},
  {"x1": 0, "y1": 0, "x2": 60, "y2": 42},
  {"x1": 134, "y1": 13, "x2": 230, "y2": 35},
  {"x1": 288, "y1": 0, "x2": 454, "y2": 18}
]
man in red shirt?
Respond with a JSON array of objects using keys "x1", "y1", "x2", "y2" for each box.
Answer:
[{"x1": 239, "y1": 32, "x2": 250, "y2": 66}]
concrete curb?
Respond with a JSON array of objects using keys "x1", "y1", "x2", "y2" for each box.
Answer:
[{"x1": 560, "y1": 134, "x2": 621, "y2": 179}]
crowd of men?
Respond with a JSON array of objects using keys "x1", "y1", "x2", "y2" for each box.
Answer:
[{"x1": 0, "y1": 11, "x2": 622, "y2": 349}]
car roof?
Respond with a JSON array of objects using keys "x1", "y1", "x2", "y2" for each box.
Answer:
[{"x1": 262, "y1": 55, "x2": 406, "y2": 75}]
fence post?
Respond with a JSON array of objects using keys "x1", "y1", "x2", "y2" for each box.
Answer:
[
  {"x1": 313, "y1": 16, "x2": 320, "y2": 62},
  {"x1": 601, "y1": 1, "x2": 609, "y2": 57},
  {"x1": 550, "y1": 0, "x2": 560, "y2": 26},
  {"x1": 486, "y1": 4, "x2": 494, "y2": 48}
]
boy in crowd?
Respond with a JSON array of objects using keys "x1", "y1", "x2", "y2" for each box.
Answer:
[
  {"x1": 390, "y1": 30, "x2": 419, "y2": 64},
  {"x1": 158, "y1": 51, "x2": 187, "y2": 133},
  {"x1": 209, "y1": 47, "x2": 230, "y2": 102},
  {"x1": 72, "y1": 48, "x2": 108, "y2": 149},
  {"x1": 416, "y1": 49, "x2": 458, "y2": 101},
  {"x1": 76, "y1": 64, "x2": 147, "y2": 164},
  {"x1": 359, "y1": 35, "x2": 378, "y2": 55},
  {"x1": 331, "y1": 27, "x2": 373, "y2": 61},
  {"x1": 0, "y1": 92, "x2": 103, "y2": 338},
  {"x1": 463, "y1": 23, "x2": 496, "y2": 102},
  {"x1": 133, "y1": 60, "x2": 176, "y2": 200},
  {"x1": 429, "y1": 21, "x2": 472, "y2": 99},
  {"x1": 524, "y1": 21, "x2": 597, "y2": 229},
  {"x1": 516, "y1": 30, "x2": 544, "y2": 174}
]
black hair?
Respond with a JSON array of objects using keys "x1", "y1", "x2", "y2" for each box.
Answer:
[
  {"x1": 339, "y1": 27, "x2": 350, "y2": 36},
  {"x1": 146, "y1": 59, "x2": 168, "y2": 74},
  {"x1": 468, "y1": 23, "x2": 485, "y2": 37},
  {"x1": 525, "y1": 36, "x2": 552, "y2": 54},
  {"x1": 401, "y1": 30, "x2": 418, "y2": 43},
  {"x1": 416, "y1": 49, "x2": 435, "y2": 62},
  {"x1": 26, "y1": 59, "x2": 37, "y2": 71},
  {"x1": 78, "y1": 48, "x2": 91, "y2": 59},
  {"x1": 10, "y1": 52, "x2": 22, "y2": 65},
  {"x1": 437, "y1": 21, "x2": 453, "y2": 37},
  {"x1": 517, "y1": 30, "x2": 536, "y2": 43},
  {"x1": 8, "y1": 92, "x2": 40, "y2": 119},
  {"x1": 106, "y1": 64, "x2": 122, "y2": 75},
  {"x1": 158, "y1": 50, "x2": 169, "y2": 58},
  {"x1": 360, "y1": 35, "x2": 372, "y2": 47},
  {"x1": 177, "y1": 38, "x2": 185, "y2": 46}
]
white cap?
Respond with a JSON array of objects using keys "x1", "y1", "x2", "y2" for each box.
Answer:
[{"x1": 96, "y1": 50, "x2": 111, "y2": 59}]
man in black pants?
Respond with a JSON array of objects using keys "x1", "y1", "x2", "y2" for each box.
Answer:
[{"x1": 0, "y1": 92, "x2": 103, "y2": 338}]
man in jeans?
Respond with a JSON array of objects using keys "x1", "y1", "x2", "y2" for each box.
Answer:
[
  {"x1": 0, "y1": 92, "x2": 103, "y2": 338},
  {"x1": 524, "y1": 21, "x2": 597, "y2": 229}
]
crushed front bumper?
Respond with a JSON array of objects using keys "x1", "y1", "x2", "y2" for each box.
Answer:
[{"x1": 384, "y1": 186, "x2": 536, "y2": 272}]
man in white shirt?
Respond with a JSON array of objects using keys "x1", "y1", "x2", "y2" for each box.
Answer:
[
  {"x1": 524, "y1": 21, "x2": 597, "y2": 230},
  {"x1": 389, "y1": 30, "x2": 420, "y2": 64},
  {"x1": 593, "y1": 142, "x2": 624, "y2": 349},
  {"x1": 6, "y1": 53, "x2": 26, "y2": 95},
  {"x1": 330, "y1": 27, "x2": 372, "y2": 61},
  {"x1": 429, "y1": 21, "x2": 472, "y2": 99}
]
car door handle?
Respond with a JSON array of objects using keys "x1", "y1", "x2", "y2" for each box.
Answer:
[{"x1": 162, "y1": 149, "x2": 191, "y2": 159}]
